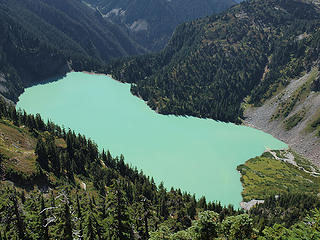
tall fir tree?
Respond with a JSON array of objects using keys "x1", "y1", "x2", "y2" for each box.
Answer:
[
  {"x1": 35, "y1": 138, "x2": 48, "y2": 170},
  {"x1": 61, "y1": 201, "x2": 73, "y2": 240},
  {"x1": 106, "y1": 181, "x2": 133, "y2": 240},
  {"x1": 39, "y1": 196, "x2": 49, "y2": 240}
]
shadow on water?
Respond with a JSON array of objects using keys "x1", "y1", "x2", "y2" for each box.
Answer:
[
  {"x1": 25, "y1": 72, "x2": 69, "y2": 88},
  {"x1": 12, "y1": 72, "x2": 69, "y2": 106},
  {"x1": 17, "y1": 72, "x2": 288, "y2": 207}
]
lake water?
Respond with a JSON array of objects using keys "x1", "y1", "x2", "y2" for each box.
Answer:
[{"x1": 17, "y1": 72, "x2": 287, "y2": 206}]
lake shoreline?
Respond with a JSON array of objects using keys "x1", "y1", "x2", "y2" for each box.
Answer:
[
  {"x1": 80, "y1": 71, "x2": 125, "y2": 85},
  {"x1": 16, "y1": 71, "x2": 288, "y2": 208},
  {"x1": 81, "y1": 71, "x2": 293, "y2": 210}
]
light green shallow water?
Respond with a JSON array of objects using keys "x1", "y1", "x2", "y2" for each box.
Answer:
[{"x1": 17, "y1": 72, "x2": 287, "y2": 206}]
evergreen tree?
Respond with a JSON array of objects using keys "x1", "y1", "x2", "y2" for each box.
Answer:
[
  {"x1": 39, "y1": 196, "x2": 49, "y2": 240},
  {"x1": 187, "y1": 195, "x2": 197, "y2": 219},
  {"x1": 106, "y1": 181, "x2": 133, "y2": 240},
  {"x1": 61, "y1": 202, "x2": 73, "y2": 240},
  {"x1": 194, "y1": 211, "x2": 220, "y2": 240},
  {"x1": 47, "y1": 139, "x2": 60, "y2": 175},
  {"x1": 76, "y1": 193, "x2": 84, "y2": 239},
  {"x1": 222, "y1": 214, "x2": 254, "y2": 240},
  {"x1": 10, "y1": 190, "x2": 25, "y2": 239},
  {"x1": 35, "y1": 138, "x2": 48, "y2": 170},
  {"x1": 84, "y1": 214, "x2": 96, "y2": 240}
]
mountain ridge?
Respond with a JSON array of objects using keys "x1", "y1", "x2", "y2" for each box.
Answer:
[
  {"x1": 84, "y1": 0, "x2": 237, "y2": 51},
  {"x1": 0, "y1": 0, "x2": 145, "y2": 102}
]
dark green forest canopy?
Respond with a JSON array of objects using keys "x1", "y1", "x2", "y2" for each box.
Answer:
[
  {"x1": 1, "y1": 98, "x2": 320, "y2": 239},
  {"x1": 0, "y1": 0, "x2": 144, "y2": 102},
  {"x1": 108, "y1": 0, "x2": 320, "y2": 123}
]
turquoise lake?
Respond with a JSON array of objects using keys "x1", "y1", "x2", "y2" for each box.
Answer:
[{"x1": 17, "y1": 72, "x2": 287, "y2": 206}]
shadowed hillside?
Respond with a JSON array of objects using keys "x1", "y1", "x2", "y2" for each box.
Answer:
[
  {"x1": 0, "y1": 0, "x2": 145, "y2": 102},
  {"x1": 85, "y1": 0, "x2": 236, "y2": 51}
]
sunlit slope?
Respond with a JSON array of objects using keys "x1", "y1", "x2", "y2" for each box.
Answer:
[{"x1": 108, "y1": 0, "x2": 320, "y2": 123}]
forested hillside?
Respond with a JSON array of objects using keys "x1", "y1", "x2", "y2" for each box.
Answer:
[
  {"x1": 2, "y1": 0, "x2": 320, "y2": 237},
  {"x1": 84, "y1": 0, "x2": 236, "y2": 51},
  {"x1": 0, "y1": 0, "x2": 144, "y2": 102},
  {"x1": 1, "y1": 98, "x2": 320, "y2": 239},
  {"x1": 0, "y1": 97, "x2": 240, "y2": 239},
  {"x1": 108, "y1": 0, "x2": 320, "y2": 123}
]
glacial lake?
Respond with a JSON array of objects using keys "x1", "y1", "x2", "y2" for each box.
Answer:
[{"x1": 17, "y1": 72, "x2": 287, "y2": 206}]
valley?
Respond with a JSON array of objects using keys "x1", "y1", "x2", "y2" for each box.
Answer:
[
  {"x1": 1, "y1": 0, "x2": 320, "y2": 239},
  {"x1": 84, "y1": 0, "x2": 236, "y2": 51},
  {"x1": 16, "y1": 72, "x2": 286, "y2": 207}
]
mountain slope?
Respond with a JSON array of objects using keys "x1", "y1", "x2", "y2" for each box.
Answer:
[
  {"x1": 0, "y1": 97, "x2": 243, "y2": 239},
  {"x1": 0, "y1": 0, "x2": 145, "y2": 102},
  {"x1": 108, "y1": 0, "x2": 320, "y2": 123},
  {"x1": 245, "y1": 68, "x2": 320, "y2": 164},
  {"x1": 85, "y1": 0, "x2": 236, "y2": 51},
  {"x1": 1, "y1": 98, "x2": 320, "y2": 239}
]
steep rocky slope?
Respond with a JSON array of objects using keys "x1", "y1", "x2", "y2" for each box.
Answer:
[{"x1": 245, "y1": 68, "x2": 320, "y2": 165}]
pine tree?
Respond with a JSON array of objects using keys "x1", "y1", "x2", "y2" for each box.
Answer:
[
  {"x1": 76, "y1": 193, "x2": 84, "y2": 239},
  {"x1": 35, "y1": 137, "x2": 48, "y2": 170},
  {"x1": 39, "y1": 196, "x2": 49, "y2": 240},
  {"x1": 85, "y1": 214, "x2": 96, "y2": 240},
  {"x1": 106, "y1": 181, "x2": 133, "y2": 240},
  {"x1": 61, "y1": 202, "x2": 73, "y2": 240},
  {"x1": 187, "y1": 195, "x2": 197, "y2": 219},
  {"x1": 105, "y1": 150, "x2": 113, "y2": 168},
  {"x1": 47, "y1": 139, "x2": 60, "y2": 174},
  {"x1": 142, "y1": 197, "x2": 151, "y2": 239},
  {"x1": 10, "y1": 190, "x2": 25, "y2": 239},
  {"x1": 194, "y1": 211, "x2": 220, "y2": 240}
]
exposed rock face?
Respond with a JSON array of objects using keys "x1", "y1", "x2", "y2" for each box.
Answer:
[
  {"x1": 245, "y1": 70, "x2": 320, "y2": 166},
  {"x1": 240, "y1": 199, "x2": 264, "y2": 211}
]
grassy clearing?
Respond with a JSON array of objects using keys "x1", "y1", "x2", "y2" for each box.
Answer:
[
  {"x1": 0, "y1": 120, "x2": 37, "y2": 176},
  {"x1": 55, "y1": 138, "x2": 67, "y2": 148},
  {"x1": 237, "y1": 152, "x2": 320, "y2": 202},
  {"x1": 0, "y1": 119, "x2": 71, "y2": 179}
]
